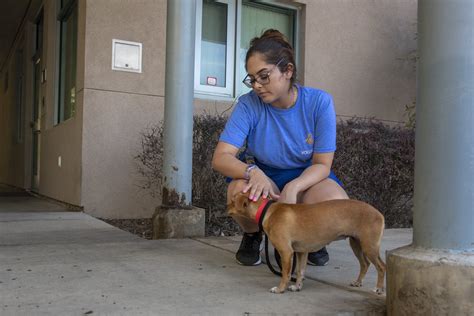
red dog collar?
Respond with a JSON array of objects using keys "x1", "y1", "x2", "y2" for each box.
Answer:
[
  {"x1": 255, "y1": 198, "x2": 275, "y2": 232},
  {"x1": 255, "y1": 198, "x2": 269, "y2": 224}
]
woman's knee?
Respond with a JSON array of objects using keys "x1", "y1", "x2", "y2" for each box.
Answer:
[{"x1": 302, "y1": 178, "x2": 348, "y2": 204}]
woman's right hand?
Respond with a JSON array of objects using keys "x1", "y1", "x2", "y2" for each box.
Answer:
[
  {"x1": 212, "y1": 141, "x2": 280, "y2": 201},
  {"x1": 243, "y1": 167, "x2": 280, "y2": 201}
]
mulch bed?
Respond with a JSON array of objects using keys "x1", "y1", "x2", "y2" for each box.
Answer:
[{"x1": 100, "y1": 216, "x2": 242, "y2": 240}]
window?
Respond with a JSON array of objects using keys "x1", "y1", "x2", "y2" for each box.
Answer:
[
  {"x1": 56, "y1": 0, "x2": 78, "y2": 123},
  {"x1": 195, "y1": 0, "x2": 297, "y2": 99}
]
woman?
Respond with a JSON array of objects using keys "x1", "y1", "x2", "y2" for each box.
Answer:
[{"x1": 212, "y1": 29, "x2": 348, "y2": 266}]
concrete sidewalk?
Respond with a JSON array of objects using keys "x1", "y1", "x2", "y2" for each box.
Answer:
[{"x1": 0, "y1": 195, "x2": 412, "y2": 315}]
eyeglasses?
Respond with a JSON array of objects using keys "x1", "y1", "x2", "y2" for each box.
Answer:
[{"x1": 242, "y1": 59, "x2": 283, "y2": 89}]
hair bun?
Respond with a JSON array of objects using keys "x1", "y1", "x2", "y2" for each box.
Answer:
[
  {"x1": 250, "y1": 29, "x2": 292, "y2": 50},
  {"x1": 261, "y1": 29, "x2": 287, "y2": 41}
]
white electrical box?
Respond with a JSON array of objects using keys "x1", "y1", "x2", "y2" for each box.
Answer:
[{"x1": 112, "y1": 39, "x2": 142, "y2": 73}]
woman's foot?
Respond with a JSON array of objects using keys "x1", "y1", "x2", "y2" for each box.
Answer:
[
  {"x1": 236, "y1": 232, "x2": 263, "y2": 265},
  {"x1": 307, "y1": 247, "x2": 329, "y2": 266}
]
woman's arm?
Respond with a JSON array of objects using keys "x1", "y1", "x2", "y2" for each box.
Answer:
[
  {"x1": 212, "y1": 141, "x2": 280, "y2": 201},
  {"x1": 279, "y1": 152, "x2": 334, "y2": 203},
  {"x1": 211, "y1": 141, "x2": 248, "y2": 179}
]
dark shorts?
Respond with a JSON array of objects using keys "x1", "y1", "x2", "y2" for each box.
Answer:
[
  {"x1": 227, "y1": 160, "x2": 343, "y2": 191},
  {"x1": 256, "y1": 162, "x2": 343, "y2": 191}
]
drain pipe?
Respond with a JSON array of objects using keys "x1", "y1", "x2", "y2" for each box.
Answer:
[
  {"x1": 152, "y1": 0, "x2": 205, "y2": 239},
  {"x1": 387, "y1": 1, "x2": 474, "y2": 314}
]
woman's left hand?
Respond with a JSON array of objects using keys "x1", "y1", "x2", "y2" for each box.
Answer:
[{"x1": 278, "y1": 182, "x2": 300, "y2": 204}]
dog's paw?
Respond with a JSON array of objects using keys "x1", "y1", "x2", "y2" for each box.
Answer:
[
  {"x1": 350, "y1": 280, "x2": 362, "y2": 287},
  {"x1": 373, "y1": 287, "x2": 385, "y2": 295},
  {"x1": 288, "y1": 284, "x2": 302, "y2": 292},
  {"x1": 270, "y1": 286, "x2": 284, "y2": 294}
]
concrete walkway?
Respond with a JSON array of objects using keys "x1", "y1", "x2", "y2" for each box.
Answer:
[{"x1": 0, "y1": 194, "x2": 412, "y2": 315}]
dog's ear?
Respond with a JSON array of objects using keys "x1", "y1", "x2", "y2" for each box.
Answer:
[
  {"x1": 231, "y1": 191, "x2": 248, "y2": 203},
  {"x1": 235, "y1": 193, "x2": 249, "y2": 210}
]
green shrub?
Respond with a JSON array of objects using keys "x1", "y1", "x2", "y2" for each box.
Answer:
[{"x1": 334, "y1": 119, "x2": 414, "y2": 228}]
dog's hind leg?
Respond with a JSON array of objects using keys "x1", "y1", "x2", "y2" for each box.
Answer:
[
  {"x1": 289, "y1": 252, "x2": 308, "y2": 292},
  {"x1": 349, "y1": 237, "x2": 369, "y2": 287},
  {"x1": 364, "y1": 248, "x2": 386, "y2": 295}
]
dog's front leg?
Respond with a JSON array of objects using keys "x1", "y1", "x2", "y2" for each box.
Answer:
[
  {"x1": 289, "y1": 252, "x2": 307, "y2": 292},
  {"x1": 270, "y1": 249, "x2": 293, "y2": 294}
]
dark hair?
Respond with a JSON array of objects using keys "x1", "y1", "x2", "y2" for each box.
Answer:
[{"x1": 245, "y1": 29, "x2": 297, "y2": 87}]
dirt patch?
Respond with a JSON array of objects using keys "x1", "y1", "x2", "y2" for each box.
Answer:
[{"x1": 100, "y1": 218, "x2": 154, "y2": 239}]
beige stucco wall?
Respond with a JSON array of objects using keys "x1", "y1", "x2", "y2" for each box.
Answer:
[
  {"x1": 299, "y1": 0, "x2": 417, "y2": 123},
  {"x1": 82, "y1": 90, "x2": 162, "y2": 218},
  {"x1": 81, "y1": 0, "x2": 166, "y2": 218},
  {"x1": 34, "y1": 0, "x2": 84, "y2": 205}
]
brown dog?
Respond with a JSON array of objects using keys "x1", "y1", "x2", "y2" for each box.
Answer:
[{"x1": 228, "y1": 192, "x2": 386, "y2": 294}]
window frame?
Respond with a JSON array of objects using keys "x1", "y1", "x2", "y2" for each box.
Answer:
[
  {"x1": 55, "y1": 0, "x2": 78, "y2": 125},
  {"x1": 194, "y1": 0, "x2": 236, "y2": 97},
  {"x1": 194, "y1": 0, "x2": 300, "y2": 100}
]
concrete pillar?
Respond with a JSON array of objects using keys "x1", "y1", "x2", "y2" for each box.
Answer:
[
  {"x1": 152, "y1": 0, "x2": 204, "y2": 239},
  {"x1": 387, "y1": 1, "x2": 474, "y2": 314}
]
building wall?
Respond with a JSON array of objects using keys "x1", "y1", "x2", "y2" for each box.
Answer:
[
  {"x1": 300, "y1": 0, "x2": 417, "y2": 123},
  {"x1": 197, "y1": 1, "x2": 417, "y2": 125},
  {"x1": 36, "y1": 0, "x2": 83, "y2": 205},
  {"x1": 80, "y1": 0, "x2": 166, "y2": 218},
  {"x1": 0, "y1": 0, "x2": 417, "y2": 219}
]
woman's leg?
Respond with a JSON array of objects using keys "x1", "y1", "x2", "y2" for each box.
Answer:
[
  {"x1": 227, "y1": 179, "x2": 263, "y2": 265},
  {"x1": 300, "y1": 178, "x2": 349, "y2": 265},
  {"x1": 300, "y1": 178, "x2": 349, "y2": 204}
]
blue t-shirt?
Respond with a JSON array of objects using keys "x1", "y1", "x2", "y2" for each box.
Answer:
[{"x1": 219, "y1": 85, "x2": 336, "y2": 169}]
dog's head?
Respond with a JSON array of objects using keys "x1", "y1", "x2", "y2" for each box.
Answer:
[{"x1": 227, "y1": 192, "x2": 262, "y2": 219}]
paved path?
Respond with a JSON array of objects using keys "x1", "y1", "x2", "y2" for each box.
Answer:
[{"x1": 0, "y1": 195, "x2": 412, "y2": 315}]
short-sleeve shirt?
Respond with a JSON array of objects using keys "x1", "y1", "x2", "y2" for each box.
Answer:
[{"x1": 219, "y1": 85, "x2": 336, "y2": 169}]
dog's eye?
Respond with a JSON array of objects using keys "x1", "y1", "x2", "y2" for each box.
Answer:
[{"x1": 243, "y1": 200, "x2": 248, "y2": 208}]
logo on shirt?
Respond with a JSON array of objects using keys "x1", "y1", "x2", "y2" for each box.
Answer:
[{"x1": 305, "y1": 133, "x2": 314, "y2": 145}]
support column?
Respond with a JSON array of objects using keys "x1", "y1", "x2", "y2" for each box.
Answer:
[
  {"x1": 387, "y1": 0, "x2": 474, "y2": 314},
  {"x1": 152, "y1": 0, "x2": 205, "y2": 239}
]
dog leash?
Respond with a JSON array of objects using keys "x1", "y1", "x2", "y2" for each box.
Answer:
[{"x1": 257, "y1": 199, "x2": 297, "y2": 282}]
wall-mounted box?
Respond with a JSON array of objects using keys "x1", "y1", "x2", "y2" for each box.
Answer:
[{"x1": 112, "y1": 39, "x2": 142, "y2": 73}]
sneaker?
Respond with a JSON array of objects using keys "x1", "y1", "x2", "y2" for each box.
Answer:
[
  {"x1": 236, "y1": 232, "x2": 263, "y2": 266},
  {"x1": 308, "y1": 247, "x2": 329, "y2": 266}
]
